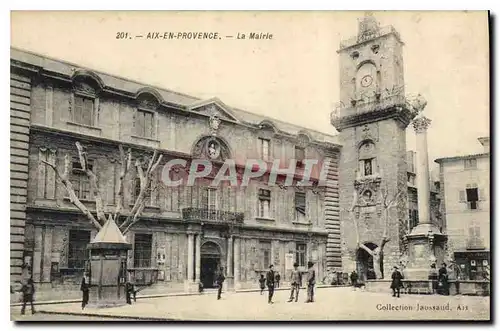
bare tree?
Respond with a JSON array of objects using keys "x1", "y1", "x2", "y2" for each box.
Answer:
[
  {"x1": 347, "y1": 183, "x2": 403, "y2": 279},
  {"x1": 41, "y1": 142, "x2": 162, "y2": 236}
]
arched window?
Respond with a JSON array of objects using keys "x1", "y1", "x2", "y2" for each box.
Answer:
[{"x1": 358, "y1": 141, "x2": 377, "y2": 177}]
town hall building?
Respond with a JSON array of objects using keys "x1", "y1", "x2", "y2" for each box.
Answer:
[
  {"x1": 10, "y1": 48, "x2": 342, "y2": 296},
  {"x1": 10, "y1": 14, "x2": 445, "y2": 298}
]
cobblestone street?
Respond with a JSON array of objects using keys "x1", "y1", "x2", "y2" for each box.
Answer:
[{"x1": 12, "y1": 287, "x2": 490, "y2": 321}]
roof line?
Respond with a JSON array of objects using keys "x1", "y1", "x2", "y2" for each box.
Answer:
[
  {"x1": 11, "y1": 46, "x2": 339, "y2": 140},
  {"x1": 434, "y1": 152, "x2": 490, "y2": 163},
  {"x1": 233, "y1": 107, "x2": 338, "y2": 139},
  {"x1": 11, "y1": 46, "x2": 203, "y2": 102}
]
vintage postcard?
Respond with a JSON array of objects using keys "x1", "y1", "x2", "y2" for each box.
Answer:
[{"x1": 9, "y1": 10, "x2": 490, "y2": 321}]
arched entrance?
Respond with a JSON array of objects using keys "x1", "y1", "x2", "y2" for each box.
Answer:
[
  {"x1": 356, "y1": 242, "x2": 378, "y2": 282},
  {"x1": 200, "y1": 241, "x2": 222, "y2": 289}
]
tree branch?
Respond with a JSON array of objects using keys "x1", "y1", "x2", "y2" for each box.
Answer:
[
  {"x1": 41, "y1": 158, "x2": 102, "y2": 230},
  {"x1": 388, "y1": 190, "x2": 403, "y2": 209},
  {"x1": 348, "y1": 189, "x2": 360, "y2": 246},
  {"x1": 122, "y1": 199, "x2": 146, "y2": 235},
  {"x1": 119, "y1": 152, "x2": 163, "y2": 232},
  {"x1": 359, "y1": 243, "x2": 374, "y2": 256},
  {"x1": 75, "y1": 142, "x2": 106, "y2": 224},
  {"x1": 149, "y1": 154, "x2": 163, "y2": 176},
  {"x1": 114, "y1": 145, "x2": 132, "y2": 222}
]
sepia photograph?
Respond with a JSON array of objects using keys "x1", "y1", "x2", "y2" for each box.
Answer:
[{"x1": 9, "y1": 10, "x2": 490, "y2": 322}]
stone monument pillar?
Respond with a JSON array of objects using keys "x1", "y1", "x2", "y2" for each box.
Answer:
[{"x1": 404, "y1": 116, "x2": 447, "y2": 280}]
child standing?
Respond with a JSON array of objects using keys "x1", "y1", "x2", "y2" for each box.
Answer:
[{"x1": 258, "y1": 274, "x2": 266, "y2": 294}]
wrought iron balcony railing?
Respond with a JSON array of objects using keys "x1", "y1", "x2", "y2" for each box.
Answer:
[{"x1": 181, "y1": 207, "x2": 244, "y2": 224}]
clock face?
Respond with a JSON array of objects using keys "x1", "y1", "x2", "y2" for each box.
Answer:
[{"x1": 361, "y1": 75, "x2": 373, "y2": 87}]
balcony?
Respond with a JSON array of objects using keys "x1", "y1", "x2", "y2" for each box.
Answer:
[{"x1": 181, "y1": 207, "x2": 244, "y2": 225}]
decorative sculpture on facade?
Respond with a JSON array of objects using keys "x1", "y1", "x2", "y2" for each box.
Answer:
[
  {"x1": 412, "y1": 116, "x2": 432, "y2": 134},
  {"x1": 406, "y1": 93, "x2": 428, "y2": 116},
  {"x1": 209, "y1": 114, "x2": 221, "y2": 136}
]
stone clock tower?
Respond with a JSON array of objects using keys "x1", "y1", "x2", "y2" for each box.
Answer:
[{"x1": 331, "y1": 13, "x2": 421, "y2": 280}]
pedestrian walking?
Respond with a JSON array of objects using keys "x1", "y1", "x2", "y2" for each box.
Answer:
[
  {"x1": 258, "y1": 274, "x2": 266, "y2": 295},
  {"x1": 438, "y1": 263, "x2": 449, "y2": 295},
  {"x1": 80, "y1": 273, "x2": 90, "y2": 310},
  {"x1": 275, "y1": 272, "x2": 281, "y2": 288},
  {"x1": 266, "y1": 265, "x2": 275, "y2": 304},
  {"x1": 390, "y1": 266, "x2": 404, "y2": 298},
  {"x1": 20, "y1": 279, "x2": 36, "y2": 315},
  {"x1": 428, "y1": 263, "x2": 438, "y2": 294},
  {"x1": 287, "y1": 263, "x2": 301, "y2": 302},
  {"x1": 216, "y1": 267, "x2": 225, "y2": 300},
  {"x1": 350, "y1": 270, "x2": 359, "y2": 290},
  {"x1": 305, "y1": 261, "x2": 316, "y2": 303},
  {"x1": 125, "y1": 281, "x2": 134, "y2": 304}
]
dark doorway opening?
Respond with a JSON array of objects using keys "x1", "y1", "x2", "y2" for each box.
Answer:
[
  {"x1": 200, "y1": 241, "x2": 222, "y2": 289},
  {"x1": 201, "y1": 257, "x2": 219, "y2": 288},
  {"x1": 356, "y1": 242, "x2": 378, "y2": 282}
]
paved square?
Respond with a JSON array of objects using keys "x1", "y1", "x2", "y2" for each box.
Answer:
[{"x1": 26, "y1": 287, "x2": 490, "y2": 321}]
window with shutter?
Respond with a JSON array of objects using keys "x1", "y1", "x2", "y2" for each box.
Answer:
[
  {"x1": 70, "y1": 159, "x2": 93, "y2": 200},
  {"x1": 208, "y1": 188, "x2": 217, "y2": 211},
  {"x1": 259, "y1": 241, "x2": 271, "y2": 270},
  {"x1": 465, "y1": 186, "x2": 479, "y2": 210},
  {"x1": 73, "y1": 95, "x2": 95, "y2": 126},
  {"x1": 296, "y1": 243, "x2": 307, "y2": 267},
  {"x1": 295, "y1": 192, "x2": 306, "y2": 218},
  {"x1": 133, "y1": 177, "x2": 152, "y2": 205},
  {"x1": 479, "y1": 188, "x2": 486, "y2": 201},
  {"x1": 136, "y1": 109, "x2": 155, "y2": 139},
  {"x1": 258, "y1": 189, "x2": 271, "y2": 218},
  {"x1": 464, "y1": 158, "x2": 477, "y2": 170},
  {"x1": 259, "y1": 138, "x2": 270, "y2": 161},
  {"x1": 295, "y1": 146, "x2": 305, "y2": 165},
  {"x1": 459, "y1": 190, "x2": 466, "y2": 202},
  {"x1": 358, "y1": 161, "x2": 364, "y2": 176},
  {"x1": 134, "y1": 233, "x2": 152, "y2": 268},
  {"x1": 68, "y1": 230, "x2": 91, "y2": 269}
]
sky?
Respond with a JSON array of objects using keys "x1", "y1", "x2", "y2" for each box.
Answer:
[{"x1": 10, "y1": 11, "x2": 490, "y2": 175}]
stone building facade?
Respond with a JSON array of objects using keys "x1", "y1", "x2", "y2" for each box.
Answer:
[
  {"x1": 435, "y1": 137, "x2": 490, "y2": 280},
  {"x1": 10, "y1": 48, "x2": 342, "y2": 294}
]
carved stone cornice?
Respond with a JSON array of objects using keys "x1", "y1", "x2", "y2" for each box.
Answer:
[
  {"x1": 331, "y1": 105, "x2": 416, "y2": 131},
  {"x1": 412, "y1": 116, "x2": 432, "y2": 134}
]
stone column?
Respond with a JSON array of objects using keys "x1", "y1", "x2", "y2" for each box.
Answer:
[
  {"x1": 195, "y1": 234, "x2": 201, "y2": 283},
  {"x1": 233, "y1": 237, "x2": 240, "y2": 289},
  {"x1": 226, "y1": 236, "x2": 233, "y2": 276},
  {"x1": 187, "y1": 233, "x2": 194, "y2": 282},
  {"x1": 404, "y1": 116, "x2": 447, "y2": 281},
  {"x1": 412, "y1": 116, "x2": 432, "y2": 225}
]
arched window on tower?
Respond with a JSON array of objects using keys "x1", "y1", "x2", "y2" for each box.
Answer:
[{"x1": 358, "y1": 141, "x2": 377, "y2": 178}]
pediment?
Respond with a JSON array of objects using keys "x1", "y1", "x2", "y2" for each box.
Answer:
[{"x1": 188, "y1": 98, "x2": 239, "y2": 122}]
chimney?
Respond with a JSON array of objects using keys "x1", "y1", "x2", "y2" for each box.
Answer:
[{"x1": 478, "y1": 137, "x2": 490, "y2": 153}]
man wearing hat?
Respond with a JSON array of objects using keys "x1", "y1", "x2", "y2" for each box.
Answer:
[
  {"x1": 266, "y1": 265, "x2": 275, "y2": 304},
  {"x1": 306, "y1": 261, "x2": 316, "y2": 303},
  {"x1": 390, "y1": 266, "x2": 404, "y2": 297},
  {"x1": 288, "y1": 262, "x2": 302, "y2": 302}
]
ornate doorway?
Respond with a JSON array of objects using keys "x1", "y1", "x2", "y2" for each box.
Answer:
[
  {"x1": 200, "y1": 241, "x2": 222, "y2": 289},
  {"x1": 356, "y1": 242, "x2": 378, "y2": 282}
]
